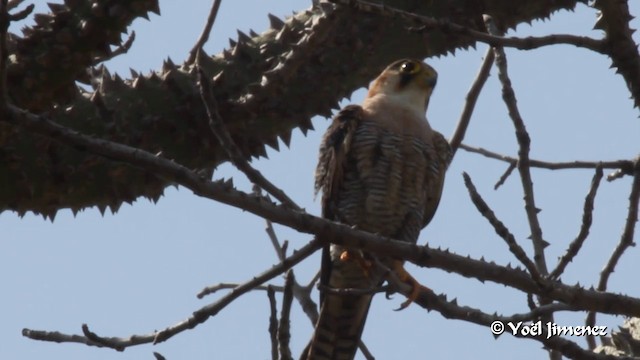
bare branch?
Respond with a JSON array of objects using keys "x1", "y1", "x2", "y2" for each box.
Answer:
[
  {"x1": 187, "y1": 0, "x2": 222, "y2": 65},
  {"x1": 81, "y1": 324, "x2": 125, "y2": 351},
  {"x1": 485, "y1": 14, "x2": 549, "y2": 276},
  {"x1": 197, "y1": 66, "x2": 301, "y2": 211},
  {"x1": 24, "y1": 239, "x2": 321, "y2": 350},
  {"x1": 278, "y1": 272, "x2": 294, "y2": 360},
  {"x1": 385, "y1": 275, "x2": 624, "y2": 360},
  {"x1": 97, "y1": 31, "x2": 136, "y2": 62},
  {"x1": 267, "y1": 286, "x2": 279, "y2": 360},
  {"x1": 329, "y1": 0, "x2": 606, "y2": 53},
  {"x1": 197, "y1": 282, "x2": 283, "y2": 299},
  {"x1": 550, "y1": 167, "x2": 604, "y2": 280},
  {"x1": 7, "y1": 1, "x2": 31, "y2": 21},
  {"x1": 463, "y1": 172, "x2": 543, "y2": 284},
  {"x1": 460, "y1": 144, "x2": 634, "y2": 175},
  {"x1": 494, "y1": 162, "x2": 517, "y2": 190},
  {"x1": 153, "y1": 352, "x2": 167, "y2": 360},
  {"x1": 450, "y1": 47, "x2": 494, "y2": 156},
  {"x1": 586, "y1": 158, "x2": 640, "y2": 349},
  {"x1": 21, "y1": 328, "x2": 106, "y2": 349},
  {"x1": 592, "y1": 0, "x2": 640, "y2": 110}
]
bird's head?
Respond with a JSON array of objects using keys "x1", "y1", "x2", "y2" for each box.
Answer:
[{"x1": 366, "y1": 59, "x2": 438, "y2": 115}]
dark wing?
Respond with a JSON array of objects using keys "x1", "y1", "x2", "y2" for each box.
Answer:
[
  {"x1": 303, "y1": 105, "x2": 365, "y2": 360},
  {"x1": 421, "y1": 131, "x2": 452, "y2": 228},
  {"x1": 314, "y1": 105, "x2": 363, "y2": 222}
]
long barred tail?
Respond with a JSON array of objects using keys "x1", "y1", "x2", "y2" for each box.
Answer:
[
  {"x1": 302, "y1": 292, "x2": 373, "y2": 360},
  {"x1": 301, "y1": 246, "x2": 377, "y2": 360}
]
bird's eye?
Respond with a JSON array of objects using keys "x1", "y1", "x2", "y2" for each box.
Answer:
[{"x1": 400, "y1": 61, "x2": 420, "y2": 74}]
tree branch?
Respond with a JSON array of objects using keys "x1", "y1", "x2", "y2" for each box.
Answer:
[
  {"x1": 463, "y1": 172, "x2": 543, "y2": 284},
  {"x1": 550, "y1": 167, "x2": 604, "y2": 280},
  {"x1": 486, "y1": 14, "x2": 550, "y2": 276},
  {"x1": 449, "y1": 47, "x2": 494, "y2": 156},
  {"x1": 586, "y1": 157, "x2": 640, "y2": 349},
  {"x1": 330, "y1": 0, "x2": 605, "y2": 53}
]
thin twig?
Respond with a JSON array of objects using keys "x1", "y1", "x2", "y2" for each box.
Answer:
[
  {"x1": 99, "y1": 31, "x2": 136, "y2": 61},
  {"x1": 586, "y1": 158, "x2": 640, "y2": 349},
  {"x1": 7, "y1": 1, "x2": 30, "y2": 21},
  {"x1": 186, "y1": 0, "x2": 222, "y2": 65},
  {"x1": 449, "y1": 48, "x2": 494, "y2": 155},
  {"x1": 81, "y1": 324, "x2": 124, "y2": 351},
  {"x1": 460, "y1": 143, "x2": 634, "y2": 174},
  {"x1": 494, "y1": 162, "x2": 516, "y2": 190},
  {"x1": 329, "y1": 0, "x2": 606, "y2": 53},
  {"x1": 197, "y1": 66, "x2": 302, "y2": 211},
  {"x1": 485, "y1": 15, "x2": 549, "y2": 276},
  {"x1": 550, "y1": 167, "x2": 604, "y2": 280},
  {"x1": 278, "y1": 271, "x2": 294, "y2": 360},
  {"x1": 463, "y1": 172, "x2": 543, "y2": 284},
  {"x1": 267, "y1": 286, "x2": 279, "y2": 360},
  {"x1": 197, "y1": 283, "x2": 283, "y2": 299}
]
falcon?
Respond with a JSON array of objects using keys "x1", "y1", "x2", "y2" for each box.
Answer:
[{"x1": 302, "y1": 59, "x2": 451, "y2": 360}]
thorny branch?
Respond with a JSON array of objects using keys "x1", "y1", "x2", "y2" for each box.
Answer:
[
  {"x1": 550, "y1": 167, "x2": 604, "y2": 280},
  {"x1": 197, "y1": 65, "x2": 301, "y2": 211},
  {"x1": 459, "y1": 144, "x2": 634, "y2": 181},
  {"x1": 329, "y1": 0, "x2": 606, "y2": 53},
  {"x1": 485, "y1": 14, "x2": 549, "y2": 276},
  {"x1": 463, "y1": 172, "x2": 543, "y2": 284},
  {"x1": 586, "y1": 158, "x2": 640, "y2": 349},
  {"x1": 24, "y1": 239, "x2": 321, "y2": 350}
]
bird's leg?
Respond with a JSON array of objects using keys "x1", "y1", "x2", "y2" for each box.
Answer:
[
  {"x1": 392, "y1": 260, "x2": 430, "y2": 310},
  {"x1": 339, "y1": 250, "x2": 373, "y2": 277}
]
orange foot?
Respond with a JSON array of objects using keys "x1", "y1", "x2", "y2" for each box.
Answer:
[
  {"x1": 339, "y1": 250, "x2": 372, "y2": 277},
  {"x1": 393, "y1": 260, "x2": 430, "y2": 310}
]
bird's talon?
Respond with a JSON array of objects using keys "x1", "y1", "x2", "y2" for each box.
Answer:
[
  {"x1": 339, "y1": 250, "x2": 351, "y2": 261},
  {"x1": 339, "y1": 250, "x2": 372, "y2": 277}
]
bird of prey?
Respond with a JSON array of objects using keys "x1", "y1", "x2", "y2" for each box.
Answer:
[{"x1": 302, "y1": 59, "x2": 451, "y2": 360}]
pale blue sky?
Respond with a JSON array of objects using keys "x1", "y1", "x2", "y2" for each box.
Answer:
[{"x1": 2, "y1": 1, "x2": 639, "y2": 359}]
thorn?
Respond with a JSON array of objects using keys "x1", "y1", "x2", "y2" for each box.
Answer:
[
  {"x1": 280, "y1": 130, "x2": 292, "y2": 147},
  {"x1": 237, "y1": 30, "x2": 251, "y2": 43},
  {"x1": 268, "y1": 13, "x2": 285, "y2": 30}
]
